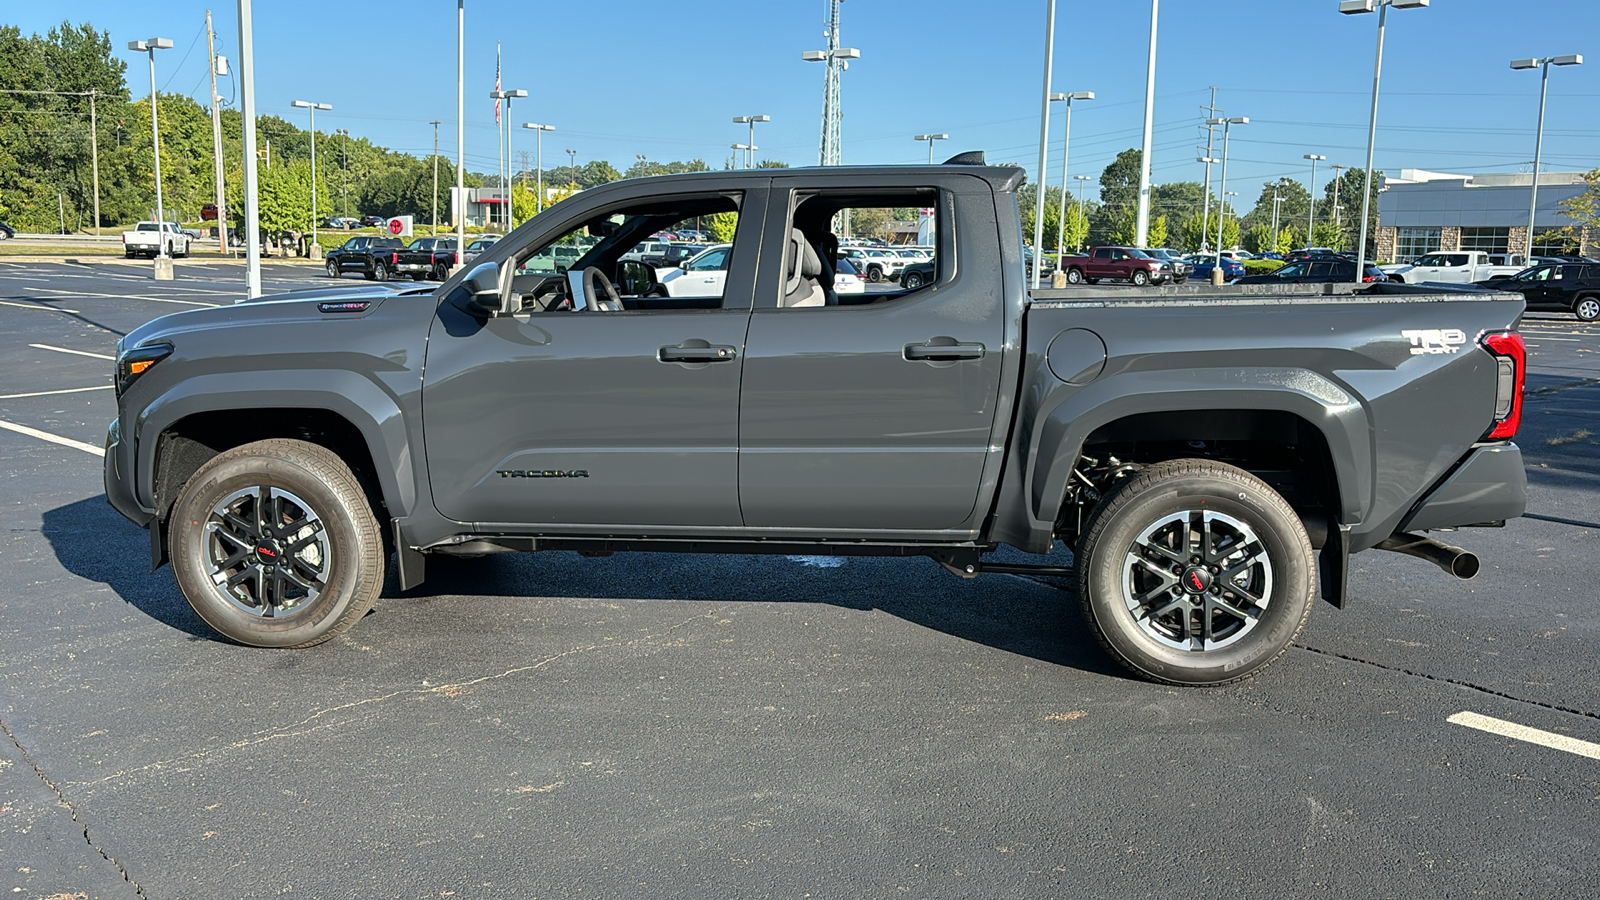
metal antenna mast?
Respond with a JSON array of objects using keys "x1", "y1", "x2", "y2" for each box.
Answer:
[{"x1": 804, "y1": 0, "x2": 858, "y2": 166}]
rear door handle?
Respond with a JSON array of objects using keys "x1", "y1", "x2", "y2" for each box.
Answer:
[
  {"x1": 904, "y1": 341, "x2": 985, "y2": 362},
  {"x1": 659, "y1": 343, "x2": 738, "y2": 363}
]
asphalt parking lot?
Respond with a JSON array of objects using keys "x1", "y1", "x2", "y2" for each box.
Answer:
[{"x1": 1, "y1": 259, "x2": 1597, "y2": 899}]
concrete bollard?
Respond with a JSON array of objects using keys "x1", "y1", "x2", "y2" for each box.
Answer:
[
  {"x1": 1051, "y1": 271, "x2": 1068, "y2": 289},
  {"x1": 152, "y1": 257, "x2": 175, "y2": 281},
  {"x1": 1211, "y1": 267, "x2": 1225, "y2": 286},
  {"x1": 309, "y1": 243, "x2": 324, "y2": 261}
]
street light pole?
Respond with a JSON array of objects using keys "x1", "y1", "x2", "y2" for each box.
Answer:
[
  {"x1": 1074, "y1": 174, "x2": 1091, "y2": 252},
  {"x1": 1207, "y1": 116, "x2": 1248, "y2": 283},
  {"x1": 913, "y1": 133, "x2": 948, "y2": 165},
  {"x1": 1031, "y1": 0, "x2": 1057, "y2": 290},
  {"x1": 1197, "y1": 156, "x2": 1219, "y2": 251},
  {"x1": 236, "y1": 0, "x2": 261, "y2": 297},
  {"x1": 129, "y1": 38, "x2": 173, "y2": 260},
  {"x1": 1512, "y1": 54, "x2": 1583, "y2": 261},
  {"x1": 734, "y1": 116, "x2": 770, "y2": 167},
  {"x1": 523, "y1": 123, "x2": 554, "y2": 214},
  {"x1": 1135, "y1": 0, "x2": 1159, "y2": 248},
  {"x1": 291, "y1": 99, "x2": 331, "y2": 256},
  {"x1": 1304, "y1": 153, "x2": 1326, "y2": 247},
  {"x1": 455, "y1": 0, "x2": 464, "y2": 266},
  {"x1": 1340, "y1": 0, "x2": 1430, "y2": 281},
  {"x1": 1053, "y1": 92, "x2": 1093, "y2": 257}
]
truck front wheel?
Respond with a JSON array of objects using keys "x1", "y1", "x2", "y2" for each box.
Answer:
[
  {"x1": 1075, "y1": 459, "x2": 1315, "y2": 686},
  {"x1": 1574, "y1": 295, "x2": 1600, "y2": 322},
  {"x1": 168, "y1": 439, "x2": 386, "y2": 649},
  {"x1": 1066, "y1": 268, "x2": 1084, "y2": 284},
  {"x1": 1130, "y1": 269, "x2": 1150, "y2": 286}
]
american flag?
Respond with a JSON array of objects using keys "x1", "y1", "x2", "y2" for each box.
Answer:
[{"x1": 493, "y1": 42, "x2": 501, "y2": 124}]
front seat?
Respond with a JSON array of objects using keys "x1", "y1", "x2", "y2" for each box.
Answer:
[{"x1": 781, "y1": 228, "x2": 826, "y2": 308}]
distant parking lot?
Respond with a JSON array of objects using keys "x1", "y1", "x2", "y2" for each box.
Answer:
[{"x1": 0, "y1": 258, "x2": 1597, "y2": 898}]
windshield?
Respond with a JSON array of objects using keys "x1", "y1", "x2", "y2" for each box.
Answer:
[{"x1": 1127, "y1": 249, "x2": 1153, "y2": 260}]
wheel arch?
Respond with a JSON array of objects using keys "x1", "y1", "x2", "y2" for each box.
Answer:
[{"x1": 136, "y1": 373, "x2": 414, "y2": 539}]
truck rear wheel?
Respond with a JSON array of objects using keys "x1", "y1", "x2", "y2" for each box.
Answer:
[
  {"x1": 168, "y1": 439, "x2": 385, "y2": 649},
  {"x1": 373, "y1": 261, "x2": 389, "y2": 281},
  {"x1": 1574, "y1": 295, "x2": 1600, "y2": 322},
  {"x1": 1075, "y1": 459, "x2": 1314, "y2": 686}
]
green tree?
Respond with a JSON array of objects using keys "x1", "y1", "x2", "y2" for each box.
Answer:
[
  {"x1": 1242, "y1": 178, "x2": 1310, "y2": 234},
  {"x1": 1148, "y1": 215, "x2": 1169, "y2": 249},
  {"x1": 705, "y1": 211, "x2": 738, "y2": 243},
  {"x1": 1555, "y1": 169, "x2": 1600, "y2": 250},
  {"x1": 511, "y1": 184, "x2": 536, "y2": 226},
  {"x1": 1276, "y1": 224, "x2": 1304, "y2": 256},
  {"x1": 1243, "y1": 222, "x2": 1275, "y2": 254},
  {"x1": 755, "y1": 160, "x2": 790, "y2": 168},
  {"x1": 1181, "y1": 210, "x2": 1239, "y2": 252},
  {"x1": 1099, "y1": 148, "x2": 1142, "y2": 212},
  {"x1": 1322, "y1": 167, "x2": 1382, "y2": 256},
  {"x1": 1311, "y1": 221, "x2": 1345, "y2": 251},
  {"x1": 1151, "y1": 182, "x2": 1204, "y2": 232}
]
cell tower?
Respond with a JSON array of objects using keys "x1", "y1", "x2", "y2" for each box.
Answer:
[{"x1": 803, "y1": 0, "x2": 860, "y2": 166}]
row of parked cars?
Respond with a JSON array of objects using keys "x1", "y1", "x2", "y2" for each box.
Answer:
[{"x1": 324, "y1": 234, "x2": 502, "y2": 280}]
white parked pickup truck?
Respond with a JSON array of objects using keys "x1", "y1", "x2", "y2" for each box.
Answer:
[
  {"x1": 122, "y1": 221, "x2": 191, "y2": 259},
  {"x1": 1379, "y1": 251, "x2": 1524, "y2": 284}
]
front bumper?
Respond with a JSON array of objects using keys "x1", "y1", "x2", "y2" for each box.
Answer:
[
  {"x1": 1399, "y1": 442, "x2": 1527, "y2": 532},
  {"x1": 104, "y1": 417, "x2": 154, "y2": 527}
]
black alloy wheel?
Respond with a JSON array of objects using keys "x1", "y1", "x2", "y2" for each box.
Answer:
[
  {"x1": 169, "y1": 439, "x2": 385, "y2": 648},
  {"x1": 902, "y1": 271, "x2": 924, "y2": 290},
  {"x1": 373, "y1": 261, "x2": 388, "y2": 281},
  {"x1": 326, "y1": 259, "x2": 340, "y2": 278},
  {"x1": 1075, "y1": 459, "x2": 1315, "y2": 686}
]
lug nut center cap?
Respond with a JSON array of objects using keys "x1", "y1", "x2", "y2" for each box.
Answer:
[{"x1": 1180, "y1": 566, "x2": 1213, "y2": 594}]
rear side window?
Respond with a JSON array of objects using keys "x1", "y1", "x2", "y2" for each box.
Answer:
[{"x1": 781, "y1": 188, "x2": 941, "y2": 309}]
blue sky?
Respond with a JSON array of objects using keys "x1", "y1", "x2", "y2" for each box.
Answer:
[{"x1": 13, "y1": 0, "x2": 1600, "y2": 204}]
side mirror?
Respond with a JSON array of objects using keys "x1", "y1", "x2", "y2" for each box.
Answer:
[
  {"x1": 679, "y1": 260, "x2": 690, "y2": 270},
  {"x1": 617, "y1": 259, "x2": 653, "y2": 295},
  {"x1": 458, "y1": 261, "x2": 505, "y2": 316}
]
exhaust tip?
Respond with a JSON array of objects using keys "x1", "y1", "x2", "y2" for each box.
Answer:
[{"x1": 1451, "y1": 552, "x2": 1481, "y2": 580}]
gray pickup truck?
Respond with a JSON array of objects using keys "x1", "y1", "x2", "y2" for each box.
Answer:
[{"x1": 104, "y1": 156, "x2": 1528, "y2": 686}]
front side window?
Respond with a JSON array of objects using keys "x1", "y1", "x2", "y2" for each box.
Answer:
[{"x1": 1277, "y1": 263, "x2": 1309, "y2": 278}]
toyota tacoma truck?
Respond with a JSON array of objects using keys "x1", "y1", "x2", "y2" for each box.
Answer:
[
  {"x1": 391, "y1": 236, "x2": 461, "y2": 281},
  {"x1": 1379, "y1": 251, "x2": 1525, "y2": 285},
  {"x1": 103, "y1": 157, "x2": 1528, "y2": 686}
]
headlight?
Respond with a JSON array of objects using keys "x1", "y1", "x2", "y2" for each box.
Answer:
[{"x1": 116, "y1": 342, "x2": 173, "y2": 396}]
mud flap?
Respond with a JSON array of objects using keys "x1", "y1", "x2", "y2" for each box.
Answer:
[{"x1": 1318, "y1": 522, "x2": 1350, "y2": 609}]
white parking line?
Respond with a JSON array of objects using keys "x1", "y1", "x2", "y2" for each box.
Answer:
[
  {"x1": 0, "y1": 299, "x2": 79, "y2": 314},
  {"x1": 1448, "y1": 711, "x2": 1600, "y2": 761},
  {"x1": 30, "y1": 343, "x2": 116, "y2": 361},
  {"x1": 28, "y1": 287, "x2": 218, "y2": 307},
  {"x1": 0, "y1": 419, "x2": 104, "y2": 457},
  {"x1": 0, "y1": 385, "x2": 112, "y2": 399}
]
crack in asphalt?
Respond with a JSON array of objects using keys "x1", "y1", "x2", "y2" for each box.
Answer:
[
  {"x1": 0, "y1": 713, "x2": 149, "y2": 900},
  {"x1": 1525, "y1": 376, "x2": 1600, "y2": 397},
  {"x1": 1523, "y1": 512, "x2": 1600, "y2": 529},
  {"x1": 1293, "y1": 643, "x2": 1600, "y2": 723},
  {"x1": 69, "y1": 607, "x2": 725, "y2": 790}
]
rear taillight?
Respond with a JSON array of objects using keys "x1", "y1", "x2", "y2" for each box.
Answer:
[
  {"x1": 1481, "y1": 332, "x2": 1525, "y2": 440},
  {"x1": 453, "y1": 252, "x2": 460, "y2": 265},
  {"x1": 391, "y1": 252, "x2": 399, "y2": 264}
]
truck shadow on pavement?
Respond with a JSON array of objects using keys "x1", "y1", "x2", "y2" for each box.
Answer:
[{"x1": 44, "y1": 496, "x2": 1122, "y2": 677}]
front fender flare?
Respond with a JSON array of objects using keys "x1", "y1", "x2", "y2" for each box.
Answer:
[{"x1": 133, "y1": 369, "x2": 415, "y2": 519}]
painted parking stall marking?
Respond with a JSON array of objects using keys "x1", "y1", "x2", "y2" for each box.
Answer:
[
  {"x1": 1448, "y1": 711, "x2": 1600, "y2": 761},
  {"x1": 0, "y1": 419, "x2": 105, "y2": 457},
  {"x1": 0, "y1": 385, "x2": 112, "y2": 400},
  {"x1": 29, "y1": 343, "x2": 116, "y2": 361}
]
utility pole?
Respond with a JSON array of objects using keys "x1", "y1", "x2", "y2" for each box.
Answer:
[
  {"x1": 1330, "y1": 163, "x2": 1347, "y2": 239},
  {"x1": 1198, "y1": 87, "x2": 1220, "y2": 252},
  {"x1": 519, "y1": 150, "x2": 531, "y2": 190},
  {"x1": 206, "y1": 10, "x2": 228, "y2": 255},
  {"x1": 1134, "y1": 0, "x2": 1159, "y2": 248},
  {"x1": 87, "y1": 91, "x2": 100, "y2": 236},
  {"x1": 237, "y1": 0, "x2": 262, "y2": 298},
  {"x1": 430, "y1": 120, "x2": 440, "y2": 234}
]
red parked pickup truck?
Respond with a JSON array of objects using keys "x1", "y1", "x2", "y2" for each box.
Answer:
[{"x1": 1060, "y1": 246, "x2": 1178, "y2": 286}]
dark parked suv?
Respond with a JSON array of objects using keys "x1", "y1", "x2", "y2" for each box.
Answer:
[
  {"x1": 1236, "y1": 258, "x2": 1386, "y2": 285},
  {"x1": 1475, "y1": 263, "x2": 1600, "y2": 322}
]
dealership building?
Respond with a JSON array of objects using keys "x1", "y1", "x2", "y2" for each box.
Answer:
[{"x1": 1375, "y1": 169, "x2": 1594, "y2": 263}]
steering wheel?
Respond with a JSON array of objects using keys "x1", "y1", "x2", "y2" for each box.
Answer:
[{"x1": 575, "y1": 266, "x2": 623, "y2": 312}]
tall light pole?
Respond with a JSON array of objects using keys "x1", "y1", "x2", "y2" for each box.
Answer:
[
  {"x1": 1031, "y1": 0, "x2": 1057, "y2": 290},
  {"x1": 1074, "y1": 174, "x2": 1092, "y2": 252},
  {"x1": 1340, "y1": 0, "x2": 1430, "y2": 281},
  {"x1": 291, "y1": 100, "x2": 331, "y2": 256},
  {"x1": 734, "y1": 116, "x2": 770, "y2": 167},
  {"x1": 1512, "y1": 54, "x2": 1583, "y2": 261},
  {"x1": 1053, "y1": 92, "x2": 1093, "y2": 257},
  {"x1": 732, "y1": 143, "x2": 753, "y2": 167},
  {"x1": 1303, "y1": 154, "x2": 1326, "y2": 247},
  {"x1": 1135, "y1": 0, "x2": 1160, "y2": 248},
  {"x1": 429, "y1": 121, "x2": 440, "y2": 233},
  {"x1": 336, "y1": 128, "x2": 350, "y2": 219},
  {"x1": 523, "y1": 123, "x2": 554, "y2": 214},
  {"x1": 914, "y1": 133, "x2": 948, "y2": 165},
  {"x1": 1271, "y1": 183, "x2": 1285, "y2": 247},
  {"x1": 565, "y1": 149, "x2": 576, "y2": 188},
  {"x1": 128, "y1": 37, "x2": 173, "y2": 263},
  {"x1": 1197, "y1": 156, "x2": 1219, "y2": 251},
  {"x1": 205, "y1": 13, "x2": 228, "y2": 256},
  {"x1": 237, "y1": 0, "x2": 261, "y2": 297},
  {"x1": 490, "y1": 89, "x2": 526, "y2": 230},
  {"x1": 802, "y1": 0, "x2": 859, "y2": 166},
  {"x1": 455, "y1": 0, "x2": 464, "y2": 266},
  {"x1": 1208, "y1": 116, "x2": 1248, "y2": 283}
]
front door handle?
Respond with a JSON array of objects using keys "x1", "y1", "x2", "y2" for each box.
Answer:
[
  {"x1": 659, "y1": 343, "x2": 737, "y2": 364},
  {"x1": 904, "y1": 341, "x2": 986, "y2": 362}
]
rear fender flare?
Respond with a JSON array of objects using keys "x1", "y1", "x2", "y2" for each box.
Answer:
[{"x1": 1025, "y1": 368, "x2": 1370, "y2": 539}]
